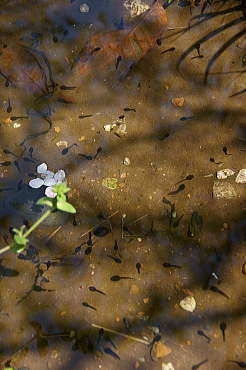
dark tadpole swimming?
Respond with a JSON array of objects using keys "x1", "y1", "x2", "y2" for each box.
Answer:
[
  {"x1": 93, "y1": 225, "x2": 110, "y2": 237},
  {"x1": 219, "y1": 321, "x2": 227, "y2": 342},
  {"x1": 136, "y1": 262, "x2": 142, "y2": 274},
  {"x1": 180, "y1": 116, "x2": 194, "y2": 121},
  {"x1": 7, "y1": 98, "x2": 12, "y2": 113},
  {"x1": 191, "y1": 359, "x2": 208, "y2": 370},
  {"x1": 210, "y1": 286, "x2": 229, "y2": 299},
  {"x1": 60, "y1": 85, "x2": 77, "y2": 90},
  {"x1": 115, "y1": 56, "x2": 122, "y2": 70},
  {"x1": 10, "y1": 116, "x2": 28, "y2": 121},
  {"x1": 78, "y1": 146, "x2": 102, "y2": 161},
  {"x1": 104, "y1": 347, "x2": 120, "y2": 360},
  {"x1": 160, "y1": 47, "x2": 175, "y2": 54},
  {"x1": 0, "y1": 161, "x2": 12, "y2": 166},
  {"x1": 72, "y1": 215, "x2": 77, "y2": 226},
  {"x1": 61, "y1": 143, "x2": 77, "y2": 155},
  {"x1": 187, "y1": 211, "x2": 203, "y2": 238},
  {"x1": 210, "y1": 157, "x2": 223, "y2": 165},
  {"x1": 82, "y1": 302, "x2": 97, "y2": 311},
  {"x1": 227, "y1": 361, "x2": 246, "y2": 368},
  {"x1": 84, "y1": 246, "x2": 93, "y2": 255},
  {"x1": 78, "y1": 114, "x2": 93, "y2": 119},
  {"x1": 3, "y1": 149, "x2": 18, "y2": 157},
  {"x1": 123, "y1": 107, "x2": 136, "y2": 112},
  {"x1": 222, "y1": 146, "x2": 231, "y2": 155},
  {"x1": 197, "y1": 329, "x2": 211, "y2": 343},
  {"x1": 176, "y1": 174, "x2": 194, "y2": 184},
  {"x1": 88, "y1": 286, "x2": 106, "y2": 295},
  {"x1": 13, "y1": 160, "x2": 21, "y2": 173},
  {"x1": 163, "y1": 262, "x2": 181, "y2": 269},
  {"x1": 110, "y1": 275, "x2": 133, "y2": 281},
  {"x1": 107, "y1": 255, "x2": 122, "y2": 264},
  {"x1": 168, "y1": 184, "x2": 185, "y2": 195}
]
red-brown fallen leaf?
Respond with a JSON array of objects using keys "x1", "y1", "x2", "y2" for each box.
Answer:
[
  {"x1": 0, "y1": 42, "x2": 54, "y2": 95},
  {"x1": 0, "y1": 1, "x2": 167, "y2": 95},
  {"x1": 71, "y1": 0, "x2": 168, "y2": 81}
]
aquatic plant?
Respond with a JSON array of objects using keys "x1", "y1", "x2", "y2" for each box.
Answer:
[
  {"x1": 0, "y1": 182, "x2": 76, "y2": 255},
  {"x1": 29, "y1": 162, "x2": 66, "y2": 198}
]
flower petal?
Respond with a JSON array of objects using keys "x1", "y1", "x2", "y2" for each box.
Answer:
[
  {"x1": 54, "y1": 170, "x2": 66, "y2": 183},
  {"x1": 29, "y1": 178, "x2": 44, "y2": 189},
  {"x1": 45, "y1": 186, "x2": 56, "y2": 198},
  {"x1": 37, "y1": 163, "x2": 48, "y2": 174},
  {"x1": 45, "y1": 170, "x2": 55, "y2": 178},
  {"x1": 44, "y1": 177, "x2": 56, "y2": 186}
]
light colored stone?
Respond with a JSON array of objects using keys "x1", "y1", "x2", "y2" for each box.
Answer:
[
  {"x1": 151, "y1": 341, "x2": 172, "y2": 360},
  {"x1": 179, "y1": 296, "x2": 196, "y2": 312},
  {"x1": 213, "y1": 181, "x2": 237, "y2": 199},
  {"x1": 123, "y1": 0, "x2": 150, "y2": 17},
  {"x1": 56, "y1": 140, "x2": 68, "y2": 148},
  {"x1": 162, "y1": 363, "x2": 175, "y2": 370},
  {"x1": 216, "y1": 169, "x2": 235, "y2": 179},
  {"x1": 236, "y1": 169, "x2": 246, "y2": 183},
  {"x1": 80, "y1": 3, "x2": 89, "y2": 13},
  {"x1": 123, "y1": 157, "x2": 131, "y2": 166},
  {"x1": 171, "y1": 97, "x2": 185, "y2": 107}
]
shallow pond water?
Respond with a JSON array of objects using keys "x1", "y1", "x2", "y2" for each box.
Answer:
[{"x1": 0, "y1": 0, "x2": 245, "y2": 369}]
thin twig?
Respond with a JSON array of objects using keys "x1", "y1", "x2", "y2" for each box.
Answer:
[
  {"x1": 46, "y1": 225, "x2": 63, "y2": 242},
  {"x1": 91, "y1": 324, "x2": 150, "y2": 345}
]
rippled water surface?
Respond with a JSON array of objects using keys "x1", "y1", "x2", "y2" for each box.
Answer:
[{"x1": 0, "y1": 0, "x2": 245, "y2": 369}]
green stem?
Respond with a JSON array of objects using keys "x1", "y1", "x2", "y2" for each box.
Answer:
[
  {"x1": 0, "y1": 245, "x2": 11, "y2": 255},
  {"x1": 23, "y1": 209, "x2": 52, "y2": 238},
  {"x1": 0, "y1": 208, "x2": 52, "y2": 256}
]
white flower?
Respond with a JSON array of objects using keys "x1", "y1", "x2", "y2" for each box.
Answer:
[{"x1": 29, "y1": 163, "x2": 66, "y2": 198}]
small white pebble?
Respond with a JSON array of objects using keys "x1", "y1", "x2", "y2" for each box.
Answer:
[
  {"x1": 13, "y1": 122, "x2": 21, "y2": 128},
  {"x1": 123, "y1": 157, "x2": 131, "y2": 166},
  {"x1": 80, "y1": 3, "x2": 90, "y2": 12}
]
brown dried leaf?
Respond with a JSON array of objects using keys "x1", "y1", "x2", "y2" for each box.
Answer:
[
  {"x1": 151, "y1": 341, "x2": 172, "y2": 360},
  {"x1": 72, "y1": 0, "x2": 168, "y2": 80}
]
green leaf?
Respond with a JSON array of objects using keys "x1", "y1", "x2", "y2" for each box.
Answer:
[
  {"x1": 10, "y1": 241, "x2": 26, "y2": 254},
  {"x1": 56, "y1": 193, "x2": 66, "y2": 201},
  {"x1": 57, "y1": 199, "x2": 76, "y2": 214},
  {"x1": 14, "y1": 234, "x2": 28, "y2": 246},
  {"x1": 37, "y1": 197, "x2": 54, "y2": 208},
  {"x1": 53, "y1": 183, "x2": 70, "y2": 196}
]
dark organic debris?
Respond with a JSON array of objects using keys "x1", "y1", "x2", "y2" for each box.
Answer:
[
  {"x1": 93, "y1": 226, "x2": 110, "y2": 237},
  {"x1": 187, "y1": 211, "x2": 203, "y2": 238}
]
